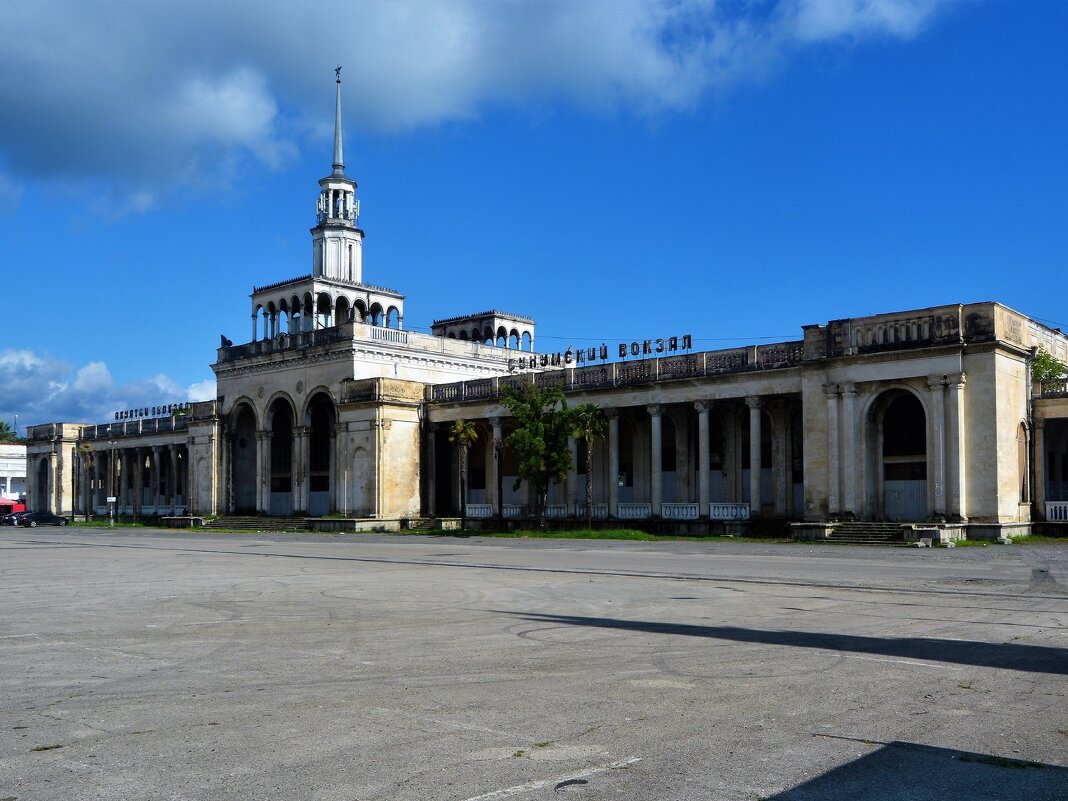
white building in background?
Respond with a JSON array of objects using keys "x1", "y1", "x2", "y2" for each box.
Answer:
[
  {"x1": 24, "y1": 74, "x2": 1068, "y2": 540},
  {"x1": 0, "y1": 444, "x2": 27, "y2": 500}
]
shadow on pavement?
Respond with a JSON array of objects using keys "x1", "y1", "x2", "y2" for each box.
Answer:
[
  {"x1": 768, "y1": 740, "x2": 1068, "y2": 800},
  {"x1": 499, "y1": 612, "x2": 1068, "y2": 675}
]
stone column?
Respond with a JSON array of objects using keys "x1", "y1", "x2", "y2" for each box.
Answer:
[
  {"x1": 945, "y1": 372, "x2": 967, "y2": 521},
  {"x1": 840, "y1": 383, "x2": 858, "y2": 516},
  {"x1": 746, "y1": 397, "x2": 762, "y2": 516},
  {"x1": 257, "y1": 431, "x2": 268, "y2": 513},
  {"x1": 151, "y1": 446, "x2": 162, "y2": 513},
  {"x1": 648, "y1": 405, "x2": 663, "y2": 517},
  {"x1": 426, "y1": 425, "x2": 437, "y2": 518},
  {"x1": 927, "y1": 375, "x2": 947, "y2": 518},
  {"x1": 122, "y1": 448, "x2": 135, "y2": 516},
  {"x1": 607, "y1": 411, "x2": 619, "y2": 518},
  {"x1": 489, "y1": 418, "x2": 503, "y2": 517},
  {"x1": 91, "y1": 453, "x2": 101, "y2": 514},
  {"x1": 251, "y1": 311, "x2": 258, "y2": 343},
  {"x1": 696, "y1": 401, "x2": 710, "y2": 517},
  {"x1": 824, "y1": 384, "x2": 840, "y2": 515},
  {"x1": 333, "y1": 423, "x2": 345, "y2": 515},
  {"x1": 1034, "y1": 416, "x2": 1046, "y2": 518},
  {"x1": 294, "y1": 426, "x2": 307, "y2": 514},
  {"x1": 169, "y1": 444, "x2": 179, "y2": 513}
]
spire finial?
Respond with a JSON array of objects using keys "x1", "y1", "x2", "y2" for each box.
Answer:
[{"x1": 332, "y1": 66, "x2": 344, "y2": 177}]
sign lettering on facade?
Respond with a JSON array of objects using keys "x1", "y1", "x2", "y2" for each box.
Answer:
[
  {"x1": 508, "y1": 334, "x2": 692, "y2": 372},
  {"x1": 113, "y1": 402, "x2": 192, "y2": 421}
]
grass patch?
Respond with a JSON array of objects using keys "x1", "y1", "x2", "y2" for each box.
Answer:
[
  {"x1": 442, "y1": 528, "x2": 793, "y2": 543},
  {"x1": 1011, "y1": 534, "x2": 1068, "y2": 544},
  {"x1": 71, "y1": 520, "x2": 145, "y2": 528},
  {"x1": 954, "y1": 539, "x2": 988, "y2": 547}
]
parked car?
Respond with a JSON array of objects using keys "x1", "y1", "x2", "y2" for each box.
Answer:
[
  {"x1": 2, "y1": 511, "x2": 29, "y2": 526},
  {"x1": 19, "y1": 511, "x2": 69, "y2": 527}
]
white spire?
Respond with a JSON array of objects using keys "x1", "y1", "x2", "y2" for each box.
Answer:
[{"x1": 332, "y1": 65, "x2": 345, "y2": 177}]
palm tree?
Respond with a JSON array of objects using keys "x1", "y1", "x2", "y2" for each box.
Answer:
[
  {"x1": 0, "y1": 421, "x2": 17, "y2": 443},
  {"x1": 572, "y1": 404, "x2": 607, "y2": 530},
  {"x1": 448, "y1": 419, "x2": 479, "y2": 527}
]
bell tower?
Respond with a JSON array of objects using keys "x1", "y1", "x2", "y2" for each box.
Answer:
[{"x1": 311, "y1": 67, "x2": 364, "y2": 283}]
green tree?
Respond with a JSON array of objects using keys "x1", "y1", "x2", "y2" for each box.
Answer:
[
  {"x1": 0, "y1": 421, "x2": 18, "y2": 443},
  {"x1": 571, "y1": 403, "x2": 607, "y2": 530},
  {"x1": 501, "y1": 379, "x2": 573, "y2": 528},
  {"x1": 1032, "y1": 346, "x2": 1066, "y2": 384},
  {"x1": 448, "y1": 419, "x2": 479, "y2": 527}
]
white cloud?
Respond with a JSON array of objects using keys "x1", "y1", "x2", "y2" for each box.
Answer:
[
  {"x1": 0, "y1": 349, "x2": 208, "y2": 428},
  {"x1": 187, "y1": 379, "x2": 217, "y2": 403},
  {"x1": 0, "y1": 0, "x2": 947, "y2": 212}
]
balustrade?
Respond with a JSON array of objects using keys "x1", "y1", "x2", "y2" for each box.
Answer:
[{"x1": 1046, "y1": 501, "x2": 1068, "y2": 522}]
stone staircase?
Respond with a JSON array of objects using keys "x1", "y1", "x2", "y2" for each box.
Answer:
[
  {"x1": 401, "y1": 517, "x2": 438, "y2": 532},
  {"x1": 825, "y1": 521, "x2": 906, "y2": 545},
  {"x1": 201, "y1": 515, "x2": 310, "y2": 532}
]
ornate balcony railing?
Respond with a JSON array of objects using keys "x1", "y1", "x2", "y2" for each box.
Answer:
[{"x1": 428, "y1": 342, "x2": 805, "y2": 403}]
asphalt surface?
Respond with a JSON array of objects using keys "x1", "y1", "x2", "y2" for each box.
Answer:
[{"x1": 1, "y1": 528, "x2": 1066, "y2": 800}]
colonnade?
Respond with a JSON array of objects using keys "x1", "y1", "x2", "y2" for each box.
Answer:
[
  {"x1": 434, "y1": 397, "x2": 803, "y2": 521},
  {"x1": 81, "y1": 443, "x2": 188, "y2": 517}
]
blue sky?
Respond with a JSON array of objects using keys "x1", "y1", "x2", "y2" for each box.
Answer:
[{"x1": 1, "y1": 0, "x2": 1066, "y2": 428}]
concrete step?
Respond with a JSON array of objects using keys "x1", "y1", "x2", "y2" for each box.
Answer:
[{"x1": 202, "y1": 516, "x2": 309, "y2": 532}]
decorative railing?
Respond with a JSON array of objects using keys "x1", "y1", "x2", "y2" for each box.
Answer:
[
  {"x1": 502, "y1": 504, "x2": 524, "y2": 518},
  {"x1": 1046, "y1": 501, "x2": 1068, "y2": 522},
  {"x1": 427, "y1": 342, "x2": 805, "y2": 404},
  {"x1": 709, "y1": 503, "x2": 751, "y2": 520},
  {"x1": 465, "y1": 504, "x2": 493, "y2": 518},
  {"x1": 617, "y1": 503, "x2": 652, "y2": 519},
  {"x1": 1040, "y1": 379, "x2": 1068, "y2": 398},
  {"x1": 81, "y1": 417, "x2": 191, "y2": 442},
  {"x1": 661, "y1": 503, "x2": 700, "y2": 520},
  {"x1": 545, "y1": 504, "x2": 569, "y2": 518}
]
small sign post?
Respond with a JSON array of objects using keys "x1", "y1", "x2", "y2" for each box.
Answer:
[{"x1": 106, "y1": 496, "x2": 117, "y2": 528}]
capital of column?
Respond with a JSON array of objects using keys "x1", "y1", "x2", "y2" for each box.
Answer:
[
  {"x1": 646, "y1": 404, "x2": 663, "y2": 417},
  {"x1": 927, "y1": 374, "x2": 946, "y2": 390},
  {"x1": 256, "y1": 429, "x2": 268, "y2": 441},
  {"x1": 840, "y1": 382, "x2": 858, "y2": 397},
  {"x1": 694, "y1": 400, "x2": 710, "y2": 413},
  {"x1": 745, "y1": 396, "x2": 763, "y2": 409},
  {"x1": 945, "y1": 371, "x2": 966, "y2": 389},
  {"x1": 822, "y1": 383, "x2": 839, "y2": 397},
  {"x1": 294, "y1": 426, "x2": 308, "y2": 437}
]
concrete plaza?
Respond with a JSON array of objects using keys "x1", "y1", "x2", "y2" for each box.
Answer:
[{"x1": 1, "y1": 529, "x2": 1066, "y2": 800}]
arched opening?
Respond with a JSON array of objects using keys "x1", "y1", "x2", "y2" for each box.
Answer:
[
  {"x1": 354, "y1": 299, "x2": 367, "y2": 323},
  {"x1": 268, "y1": 398, "x2": 294, "y2": 515},
  {"x1": 509, "y1": 330, "x2": 520, "y2": 349},
  {"x1": 521, "y1": 332, "x2": 532, "y2": 352},
  {"x1": 278, "y1": 299, "x2": 290, "y2": 335},
  {"x1": 302, "y1": 293, "x2": 314, "y2": 332},
  {"x1": 483, "y1": 327, "x2": 494, "y2": 345},
  {"x1": 369, "y1": 303, "x2": 384, "y2": 326},
  {"x1": 335, "y1": 296, "x2": 350, "y2": 324},
  {"x1": 386, "y1": 306, "x2": 400, "y2": 328},
  {"x1": 231, "y1": 404, "x2": 258, "y2": 513},
  {"x1": 254, "y1": 304, "x2": 264, "y2": 340},
  {"x1": 878, "y1": 390, "x2": 928, "y2": 521},
  {"x1": 459, "y1": 331, "x2": 469, "y2": 341},
  {"x1": 496, "y1": 326, "x2": 507, "y2": 348},
  {"x1": 316, "y1": 293, "x2": 332, "y2": 328},
  {"x1": 306, "y1": 393, "x2": 336, "y2": 516},
  {"x1": 266, "y1": 302, "x2": 277, "y2": 339}
]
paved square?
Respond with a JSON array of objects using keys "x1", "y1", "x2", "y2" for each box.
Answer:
[{"x1": 2, "y1": 529, "x2": 1066, "y2": 800}]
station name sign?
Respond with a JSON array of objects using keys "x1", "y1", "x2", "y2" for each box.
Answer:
[
  {"x1": 508, "y1": 334, "x2": 692, "y2": 371},
  {"x1": 114, "y1": 402, "x2": 191, "y2": 421}
]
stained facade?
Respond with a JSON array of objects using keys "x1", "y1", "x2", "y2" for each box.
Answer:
[{"x1": 24, "y1": 79, "x2": 1068, "y2": 539}]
